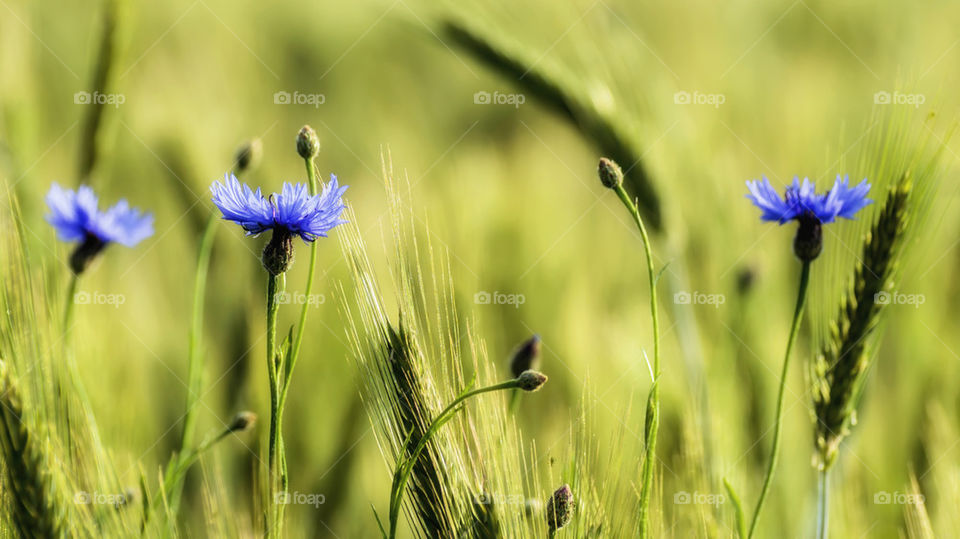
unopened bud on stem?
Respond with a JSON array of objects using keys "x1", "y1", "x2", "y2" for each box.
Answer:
[
  {"x1": 228, "y1": 411, "x2": 257, "y2": 433},
  {"x1": 598, "y1": 157, "x2": 623, "y2": 189},
  {"x1": 296, "y1": 125, "x2": 320, "y2": 159},
  {"x1": 517, "y1": 370, "x2": 547, "y2": 392}
]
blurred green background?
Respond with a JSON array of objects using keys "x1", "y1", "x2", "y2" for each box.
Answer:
[{"x1": 2, "y1": 0, "x2": 960, "y2": 536}]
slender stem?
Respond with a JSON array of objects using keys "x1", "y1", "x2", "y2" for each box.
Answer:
[
  {"x1": 747, "y1": 261, "x2": 811, "y2": 538},
  {"x1": 265, "y1": 273, "x2": 283, "y2": 537},
  {"x1": 63, "y1": 274, "x2": 79, "y2": 333},
  {"x1": 272, "y1": 156, "x2": 318, "y2": 534},
  {"x1": 278, "y1": 156, "x2": 319, "y2": 411},
  {"x1": 58, "y1": 274, "x2": 81, "y2": 454},
  {"x1": 60, "y1": 273, "x2": 105, "y2": 462},
  {"x1": 169, "y1": 214, "x2": 217, "y2": 512},
  {"x1": 152, "y1": 423, "x2": 240, "y2": 518},
  {"x1": 387, "y1": 380, "x2": 519, "y2": 539},
  {"x1": 816, "y1": 467, "x2": 830, "y2": 539},
  {"x1": 723, "y1": 478, "x2": 748, "y2": 539},
  {"x1": 179, "y1": 216, "x2": 217, "y2": 453},
  {"x1": 613, "y1": 184, "x2": 660, "y2": 537}
]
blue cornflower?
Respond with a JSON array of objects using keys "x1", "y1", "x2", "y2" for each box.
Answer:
[
  {"x1": 210, "y1": 173, "x2": 347, "y2": 274},
  {"x1": 746, "y1": 175, "x2": 872, "y2": 224},
  {"x1": 746, "y1": 175, "x2": 872, "y2": 261},
  {"x1": 45, "y1": 183, "x2": 154, "y2": 273}
]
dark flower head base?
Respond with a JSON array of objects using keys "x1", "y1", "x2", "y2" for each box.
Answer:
[
  {"x1": 262, "y1": 228, "x2": 295, "y2": 276},
  {"x1": 45, "y1": 183, "x2": 154, "y2": 274},
  {"x1": 793, "y1": 211, "x2": 823, "y2": 262},
  {"x1": 746, "y1": 175, "x2": 872, "y2": 261},
  {"x1": 210, "y1": 173, "x2": 347, "y2": 274}
]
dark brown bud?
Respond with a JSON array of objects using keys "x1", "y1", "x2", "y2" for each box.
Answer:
[
  {"x1": 517, "y1": 370, "x2": 547, "y2": 392},
  {"x1": 262, "y1": 228, "x2": 295, "y2": 275},
  {"x1": 598, "y1": 157, "x2": 623, "y2": 189},
  {"x1": 793, "y1": 211, "x2": 822, "y2": 262},
  {"x1": 546, "y1": 484, "x2": 573, "y2": 533}
]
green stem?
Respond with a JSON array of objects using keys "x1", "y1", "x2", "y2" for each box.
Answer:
[
  {"x1": 63, "y1": 274, "x2": 79, "y2": 333},
  {"x1": 278, "y1": 156, "x2": 319, "y2": 412},
  {"x1": 816, "y1": 467, "x2": 829, "y2": 539},
  {"x1": 387, "y1": 379, "x2": 519, "y2": 539},
  {"x1": 152, "y1": 423, "x2": 240, "y2": 519},
  {"x1": 747, "y1": 261, "x2": 811, "y2": 538},
  {"x1": 723, "y1": 478, "x2": 748, "y2": 539},
  {"x1": 612, "y1": 184, "x2": 660, "y2": 537},
  {"x1": 265, "y1": 273, "x2": 284, "y2": 537},
  {"x1": 273, "y1": 156, "x2": 319, "y2": 534},
  {"x1": 169, "y1": 214, "x2": 218, "y2": 512},
  {"x1": 60, "y1": 273, "x2": 105, "y2": 464}
]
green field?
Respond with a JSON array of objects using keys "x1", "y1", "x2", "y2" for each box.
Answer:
[{"x1": 1, "y1": 0, "x2": 959, "y2": 537}]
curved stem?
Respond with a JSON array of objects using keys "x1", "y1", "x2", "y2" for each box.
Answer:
[
  {"x1": 747, "y1": 261, "x2": 811, "y2": 538},
  {"x1": 387, "y1": 379, "x2": 519, "y2": 539},
  {"x1": 816, "y1": 467, "x2": 830, "y2": 539},
  {"x1": 723, "y1": 478, "x2": 748, "y2": 539},
  {"x1": 613, "y1": 184, "x2": 660, "y2": 537}
]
